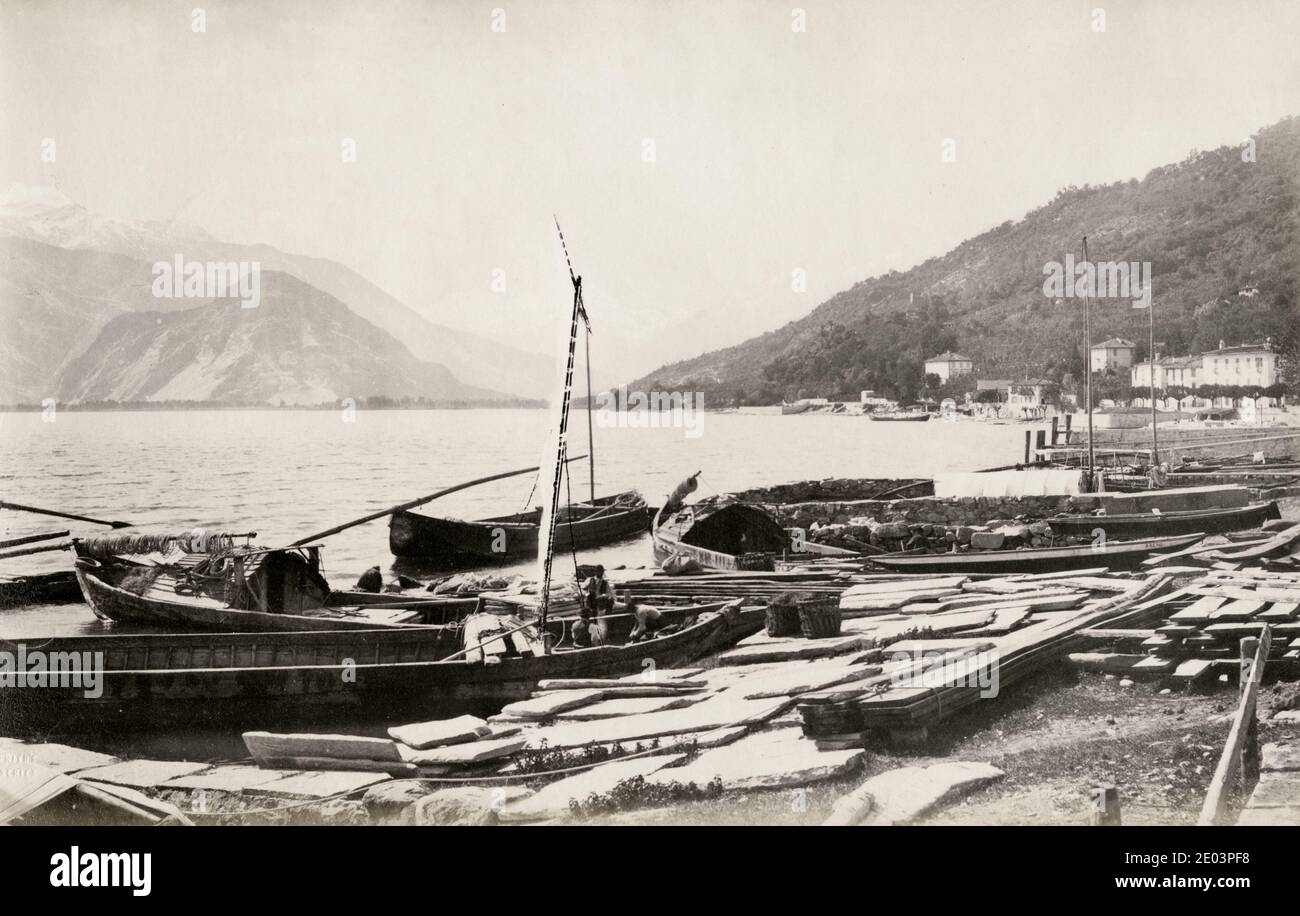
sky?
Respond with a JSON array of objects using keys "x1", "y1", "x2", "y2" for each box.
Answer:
[{"x1": 4, "y1": 0, "x2": 1300, "y2": 387}]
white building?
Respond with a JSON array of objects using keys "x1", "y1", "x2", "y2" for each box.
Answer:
[
  {"x1": 1201, "y1": 341, "x2": 1278, "y2": 389},
  {"x1": 1131, "y1": 354, "x2": 1202, "y2": 390},
  {"x1": 923, "y1": 351, "x2": 974, "y2": 383},
  {"x1": 1090, "y1": 338, "x2": 1135, "y2": 372}
]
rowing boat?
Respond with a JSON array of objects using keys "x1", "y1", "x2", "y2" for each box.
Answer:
[
  {"x1": 389, "y1": 491, "x2": 651, "y2": 566},
  {"x1": 868, "y1": 533, "x2": 1206, "y2": 574},
  {"x1": 73, "y1": 541, "x2": 473, "y2": 632},
  {"x1": 651, "y1": 474, "x2": 787, "y2": 571},
  {"x1": 0, "y1": 602, "x2": 762, "y2": 733},
  {"x1": 868, "y1": 412, "x2": 930, "y2": 422},
  {"x1": 1047, "y1": 501, "x2": 1280, "y2": 540},
  {"x1": 0, "y1": 570, "x2": 81, "y2": 608}
]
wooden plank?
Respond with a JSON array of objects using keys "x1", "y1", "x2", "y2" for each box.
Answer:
[
  {"x1": 1170, "y1": 596, "x2": 1225, "y2": 623},
  {"x1": 1259, "y1": 601, "x2": 1300, "y2": 621},
  {"x1": 1209, "y1": 599, "x2": 1267, "y2": 621}
]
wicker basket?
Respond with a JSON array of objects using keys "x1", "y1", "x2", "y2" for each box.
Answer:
[
  {"x1": 797, "y1": 595, "x2": 842, "y2": 639},
  {"x1": 765, "y1": 603, "x2": 802, "y2": 638}
]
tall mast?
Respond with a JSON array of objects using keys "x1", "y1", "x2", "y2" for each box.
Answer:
[
  {"x1": 1082, "y1": 236, "x2": 1095, "y2": 489},
  {"x1": 1148, "y1": 286, "x2": 1158, "y2": 466},
  {"x1": 585, "y1": 324, "x2": 595, "y2": 503},
  {"x1": 554, "y1": 216, "x2": 595, "y2": 502}
]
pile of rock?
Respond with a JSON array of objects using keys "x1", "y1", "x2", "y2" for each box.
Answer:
[{"x1": 807, "y1": 517, "x2": 1066, "y2": 554}]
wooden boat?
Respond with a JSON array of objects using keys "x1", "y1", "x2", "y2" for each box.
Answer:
[
  {"x1": 0, "y1": 570, "x2": 81, "y2": 607},
  {"x1": 651, "y1": 474, "x2": 787, "y2": 571},
  {"x1": 869, "y1": 411, "x2": 930, "y2": 422},
  {"x1": 73, "y1": 540, "x2": 474, "y2": 632},
  {"x1": 0, "y1": 602, "x2": 762, "y2": 733},
  {"x1": 1048, "y1": 501, "x2": 1280, "y2": 540},
  {"x1": 389, "y1": 491, "x2": 651, "y2": 566},
  {"x1": 868, "y1": 533, "x2": 1205, "y2": 574}
]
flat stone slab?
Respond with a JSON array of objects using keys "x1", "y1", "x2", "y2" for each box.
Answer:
[
  {"x1": 77, "y1": 759, "x2": 210, "y2": 790},
  {"x1": 499, "y1": 689, "x2": 606, "y2": 719},
  {"x1": 617, "y1": 667, "x2": 704, "y2": 684},
  {"x1": 162, "y1": 764, "x2": 301, "y2": 793},
  {"x1": 524, "y1": 691, "x2": 792, "y2": 750},
  {"x1": 718, "y1": 632, "x2": 873, "y2": 665},
  {"x1": 388, "y1": 715, "x2": 491, "y2": 750},
  {"x1": 1243, "y1": 771, "x2": 1300, "y2": 808},
  {"x1": 398, "y1": 735, "x2": 527, "y2": 767},
  {"x1": 0, "y1": 738, "x2": 117, "y2": 774},
  {"x1": 555, "y1": 694, "x2": 707, "y2": 721},
  {"x1": 824, "y1": 761, "x2": 1005, "y2": 826},
  {"x1": 1262, "y1": 742, "x2": 1300, "y2": 772},
  {"x1": 732, "y1": 660, "x2": 880, "y2": 700},
  {"x1": 244, "y1": 769, "x2": 390, "y2": 799},
  {"x1": 646, "y1": 727, "x2": 864, "y2": 791},
  {"x1": 244, "y1": 731, "x2": 402, "y2": 762},
  {"x1": 1237, "y1": 806, "x2": 1300, "y2": 826},
  {"x1": 498, "y1": 754, "x2": 685, "y2": 822}
]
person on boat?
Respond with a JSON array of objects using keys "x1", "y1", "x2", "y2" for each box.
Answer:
[
  {"x1": 628, "y1": 602, "x2": 663, "y2": 642},
  {"x1": 573, "y1": 565, "x2": 613, "y2": 647}
]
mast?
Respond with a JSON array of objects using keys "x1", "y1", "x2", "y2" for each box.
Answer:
[
  {"x1": 1148, "y1": 285, "x2": 1158, "y2": 467},
  {"x1": 585, "y1": 324, "x2": 595, "y2": 503},
  {"x1": 1082, "y1": 236, "x2": 1095, "y2": 489},
  {"x1": 538, "y1": 217, "x2": 585, "y2": 649}
]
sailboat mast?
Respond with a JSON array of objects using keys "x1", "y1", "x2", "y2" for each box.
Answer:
[
  {"x1": 538, "y1": 277, "x2": 582, "y2": 644},
  {"x1": 585, "y1": 322, "x2": 596, "y2": 503},
  {"x1": 1082, "y1": 236, "x2": 1095, "y2": 489},
  {"x1": 1148, "y1": 289, "x2": 1158, "y2": 466}
]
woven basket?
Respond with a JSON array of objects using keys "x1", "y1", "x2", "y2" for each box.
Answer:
[
  {"x1": 798, "y1": 596, "x2": 842, "y2": 639},
  {"x1": 765, "y1": 603, "x2": 802, "y2": 638}
]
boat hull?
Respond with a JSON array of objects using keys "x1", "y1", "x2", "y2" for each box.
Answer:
[
  {"x1": 1048, "y1": 502, "x2": 1279, "y2": 540},
  {"x1": 869, "y1": 533, "x2": 1205, "y2": 574},
  {"x1": 0, "y1": 570, "x2": 81, "y2": 608},
  {"x1": 75, "y1": 562, "x2": 441, "y2": 632},
  {"x1": 0, "y1": 606, "x2": 761, "y2": 734},
  {"x1": 389, "y1": 492, "x2": 651, "y2": 565}
]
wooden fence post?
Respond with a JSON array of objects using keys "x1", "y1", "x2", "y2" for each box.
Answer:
[
  {"x1": 1240, "y1": 636, "x2": 1261, "y2": 785},
  {"x1": 1090, "y1": 785, "x2": 1121, "y2": 825}
]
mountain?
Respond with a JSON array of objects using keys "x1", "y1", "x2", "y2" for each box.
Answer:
[
  {"x1": 0, "y1": 185, "x2": 555, "y2": 399},
  {"x1": 55, "y1": 270, "x2": 500, "y2": 405},
  {"x1": 628, "y1": 116, "x2": 1300, "y2": 405}
]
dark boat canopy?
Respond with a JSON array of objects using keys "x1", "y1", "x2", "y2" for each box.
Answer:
[{"x1": 662, "y1": 498, "x2": 787, "y2": 555}]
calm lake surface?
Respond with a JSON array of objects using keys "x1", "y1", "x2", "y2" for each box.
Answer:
[{"x1": 0, "y1": 408, "x2": 1026, "y2": 639}]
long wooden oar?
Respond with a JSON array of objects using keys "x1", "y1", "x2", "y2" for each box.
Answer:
[
  {"x1": 0, "y1": 530, "x2": 69, "y2": 551},
  {"x1": 0, "y1": 540, "x2": 72, "y2": 561},
  {"x1": 0, "y1": 500, "x2": 132, "y2": 528},
  {"x1": 288, "y1": 454, "x2": 589, "y2": 547}
]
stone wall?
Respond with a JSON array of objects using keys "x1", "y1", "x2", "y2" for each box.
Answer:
[{"x1": 733, "y1": 477, "x2": 933, "y2": 504}]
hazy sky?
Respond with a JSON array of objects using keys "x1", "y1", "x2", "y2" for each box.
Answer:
[{"x1": 4, "y1": 0, "x2": 1300, "y2": 385}]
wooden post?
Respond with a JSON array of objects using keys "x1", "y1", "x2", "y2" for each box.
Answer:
[
  {"x1": 1051, "y1": 416, "x2": 1060, "y2": 447},
  {"x1": 1024, "y1": 430, "x2": 1031, "y2": 465},
  {"x1": 1198, "y1": 626, "x2": 1271, "y2": 825},
  {"x1": 1035, "y1": 430, "x2": 1047, "y2": 458},
  {"x1": 1240, "y1": 636, "x2": 1261, "y2": 785},
  {"x1": 1090, "y1": 785, "x2": 1121, "y2": 825}
]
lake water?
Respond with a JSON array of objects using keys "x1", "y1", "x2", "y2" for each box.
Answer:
[{"x1": 0, "y1": 408, "x2": 1026, "y2": 638}]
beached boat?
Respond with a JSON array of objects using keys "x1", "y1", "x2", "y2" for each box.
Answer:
[
  {"x1": 389, "y1": 491, "x2": 651, "y2": 566},
  {"x1": 0, "y1": 601, "x2": 762, "y2": 733},
  {"x1": 73, "y1": 536, "x2": 473, "y2": 632},
  {"x1": 651, "y1": 474, "x2": 788, "y2": 571},
  {"x1": 868, "y1": 533, "x2": 1205, "y2": 574},
  {"x1": 868, "y1": 411, "x2": 930, "y2": 422},
  {"x1": 0, "y1": 570, "x2": 81, "y2": 607},
  {"x1": 1048, "y1": 502, "x2": 1280, "y2": 540}
]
